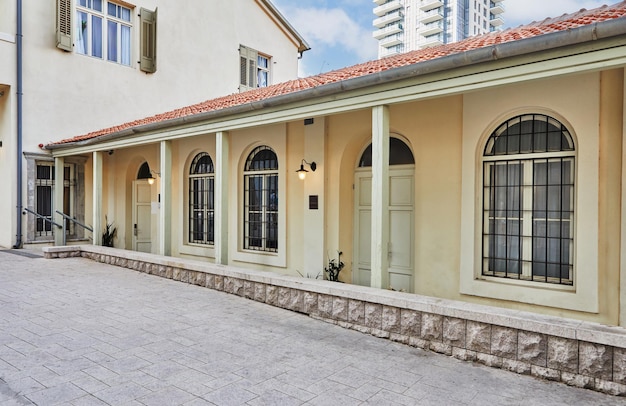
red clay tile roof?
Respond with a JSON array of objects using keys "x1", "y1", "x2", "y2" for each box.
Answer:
[{"x1": 50, "y1": 2, "x2": 626, "y2": 146}]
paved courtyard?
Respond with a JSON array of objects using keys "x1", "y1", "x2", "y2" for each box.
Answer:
[{"x1": 0, "y1": 250, "x2": 625, "y2": 405}]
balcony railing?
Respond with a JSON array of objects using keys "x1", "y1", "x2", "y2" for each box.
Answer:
[
  {"x1": 420, "y1": 8, "x2": 444, "y2": 24},
  {"x1": 420, "y1": 33, "x2": 444, "y2": 48},
  {"x1": 373, "y1": 10, "x2": 404, "y2": 28},
  {"x1": 380, "y1": 33, "x2": 403, "y2": 48},
  {"x1": 490, "y1": 16, "x2": 504, "y2": 27},
  {"x1": 419, "y1": 0, "x2": 443, "y2": 12},
  {"x1": 419, "y1": 21, "x2": 443, "y2": 36},
  {"x1": 374, "y1": 0, "x2": 403, "y2": 17},
  {"x1": 490, "y1": 2, "x2": 505, "y2": 14},
  {"x1": 373, "y1": 23, "x2": 403, "y2": 40}
]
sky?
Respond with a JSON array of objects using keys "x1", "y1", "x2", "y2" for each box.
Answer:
[{"x1": 271, "y1": 0, "x2": 611, "y2": 77}]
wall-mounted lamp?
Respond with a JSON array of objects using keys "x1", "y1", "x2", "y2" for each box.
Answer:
[
  {"x1": 148, "y1": 170, "x2": 160, "y2": 185},
  {"x1": 296, "y1": 159, "x2": 316, "y2": 180}
]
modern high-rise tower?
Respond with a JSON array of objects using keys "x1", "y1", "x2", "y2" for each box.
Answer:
[{"x1": 373, "y1": 0, "x2": 505, "y2": 58}]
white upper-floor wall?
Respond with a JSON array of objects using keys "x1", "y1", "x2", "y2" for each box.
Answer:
[{"x1": 0, "y1": 0, "x2": 307, "y2": 151}]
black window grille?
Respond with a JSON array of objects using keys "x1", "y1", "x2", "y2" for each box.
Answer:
[
  {"x1": 243, "y1": 146, "x2": 278, "y2": 252},
  {"x1": 188, "y1": 153, "x2": 214, "y2": 245},
  {"x1": 482, "y1": 114, "x2": 575, "y2": 285},
  {"x1": 358, "y1": 137, "x2": 415, "y2": 167}
]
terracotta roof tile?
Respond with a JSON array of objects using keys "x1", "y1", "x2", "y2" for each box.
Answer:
[{"x1": 51, "y1": 2, "x2": 626, "y2": 146}]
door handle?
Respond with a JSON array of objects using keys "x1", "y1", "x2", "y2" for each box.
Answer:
[{"x1": 134, "y1": 224, "x2": 138, "y2": 236}]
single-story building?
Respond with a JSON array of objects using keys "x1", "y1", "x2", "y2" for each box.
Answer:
[{"x1": 45, "y1": 2, "x2": 626, "y2": 328}]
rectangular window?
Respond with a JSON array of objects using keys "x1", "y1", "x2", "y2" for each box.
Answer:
[
  {"x1": 482, "y1": 158, "x2": 574, "y2": 285},
  {"x1": 76, "y1": 0, "x2": 132, "y2": 66},
  {"x1": 239, "y1": 45, "x2": 271, "y2": 91},
  {"x1": 189, "y1": 177, "x2": 215, "y2": 245},
  {"x1": 35, "y1": 163, "x2": 76, "y2": 238}
]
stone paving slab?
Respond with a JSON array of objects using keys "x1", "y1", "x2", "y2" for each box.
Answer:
[{"x1": 0, "y1": 251, "x2": 625, "y2": 405}]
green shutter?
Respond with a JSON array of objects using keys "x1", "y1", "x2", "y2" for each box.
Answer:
[
  {"x1": 56, "y1": 0, "x2": 72, "y2": 51},
  {"x1": 140, "y1": 7, "x2": 157, "y2": 73},
  {"x1": 239, "y1": 45, "x2": 258, "y2": 91}
]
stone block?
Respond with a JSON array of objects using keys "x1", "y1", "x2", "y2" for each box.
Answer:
[
  {"x1": 348, "y1": 300, "x2": 365, "y2": 325},
  {"x1": 165, "y1": 266, "x2": 173, "y2": 279},
  {"x1": 318, "y1": 294, "x2": 333, "y2": 318},
  {"x1": 173, "y1": 268, "x2": 182, "y2": 281},
  {"x1": 547, "y1": 336, "x2": 578, "y2": 374},
  {"x1": 531, "y1": 365, "x2": 560, "y2": 381},
  {"x1": 223, "y1": 276, "x2": 233, "y2": 293},
  {"x1": 371, "y1": 328, "x2": 390, "y2": 339},
  {"x1": 594, "y1": 379, "x2": 626, "y2": 396},
  {"x1": 332, "y1": 297, "x2": 348, "y2": 321},
  {"x1": 243, "y1": 281, "x2": 254, "y2": 299},
  {"x1": 614, "y1": 347, "x2": 626, "y2": 384},
  {"x1": 452, "y1": 348, "x2": 477, "y2": 362},
  {"x1": 420, "y1": 313, "x2": 443, "y2": 342},
  {"x1": 518, "y1": 331, "x2": 547, "y2": 367},
  {"x1": 579, "y1": 342, "x2": 613, "y2": 380},
  {"x1": 214, "y1": 275, "x2": 224, "y2": 291},
  {"x1": 443, "y1": 317, "x2": 465, "y2": 348},
  {"x1": 382, "y1": 306, "x2": 400, "y2": 334},
  {"x1": 491, "y1": 326, "x2": 517, "y2": 359},
  {"x1": 232, "y1": 278, "x2": 244, "y2": 296},
  {"x1": 364, "y1": 303, "x2": 383, "y2": 330},
  {"x1": 502, "y1": 359, "x2": 531, "y2": 375},
  {"x1": 288, "y1": 289, "x2": 303, "y2": 312},
  {"x1": 390, "y1": 333, "x2": 409, "y2": 344},
  {"x1": 477, "y1": 353, "x2": 502, "y2": 368},
  {"x1": 206, "y1": 274, "x2": 215, "y2": 289},
  {"x1": 400, "y1": 309, "x2": 420, "y2": 337},
  {"x1": 254, "y1": 283, "x2": 266, "y2": 303},
  {"x1": 278, "y1": 287, "x2": 291, "y2": 308},
  {"x1": 303, "y1": 291, "x2": 318, "y2": 315},
  {"x1": 408, "y1": 336, "x2": 428, "y2": 349},
  {"x1": 430, "y1": 341, "x2": 452, "y2": 356},
  {"x1": 466, "y1": 321, "x2": 491, "y2": 353},
  {"x1": 266, "y1": 285, "x2": 278, "y2": 306},
  {"x1": 561, "y1": 372, "x2": 594, "y2": 389},
  {"x1": 193, "y1": 272, "x2": 206, "y2": 287}
]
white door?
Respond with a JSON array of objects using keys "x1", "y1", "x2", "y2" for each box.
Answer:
[
  {"x1": 132, "y1": 180, "x2": 152, "y2": 253},
  {"x1": 354, "y1": 167, "x2": 414, "y2": 292}
]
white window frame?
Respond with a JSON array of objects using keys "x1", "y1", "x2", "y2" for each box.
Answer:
[
  {"x1": 460, "y1": 109, "x2": 599, "y2": 313},
  {"x1": 75, "y1": 0, "x2": 132, "y2": 66}
]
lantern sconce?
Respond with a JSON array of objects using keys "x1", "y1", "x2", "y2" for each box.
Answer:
[
  {"x1": 148, "y1": 170, "x2": 160, "y2": 185},
  {"x1": 296, "y1": 159, "x2": 316, "y2": 180}
]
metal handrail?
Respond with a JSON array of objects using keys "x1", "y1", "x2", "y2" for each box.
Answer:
[
  {"x1": 56, "y1": 210, "x2": 93, "y2": 246},
  {"x1": 22, "y1": 207, "x2": 63, "y2": 229}
]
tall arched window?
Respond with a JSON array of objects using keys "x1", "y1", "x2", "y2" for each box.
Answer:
[
  {"x1": 189, "y1": 153, "x2": 214, "y2": 245},
  {"x1": 482, "y1": 114, "x2": 575, "y2": 285},
  {"x1": 243, "y1": 146, "x2": 278, "y2": 252}
]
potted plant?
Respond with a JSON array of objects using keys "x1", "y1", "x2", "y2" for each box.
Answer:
[
  {"x1": 102, "y1": 216, "x2": 117, "y2": 247},
  {"x1": 325, "y1": 251, "x2": 344, "y2": 282}
]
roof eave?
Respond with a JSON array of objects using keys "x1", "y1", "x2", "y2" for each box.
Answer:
[{"x1": 46, "y1": 16, "x2": 626, "y2": 151}]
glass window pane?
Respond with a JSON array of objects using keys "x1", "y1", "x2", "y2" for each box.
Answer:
[
  {"x1": 107, "y1": 20, "x2": 118, "y2": 62},
  {"x1": 121, "y1": 25, "x2": 131, "y2": 65},
  {"x1": 107, "y1": 2, "x2": 117, "y2": 16},
  {"x1": 92, "y1": 16, "x2": 102, "y2": 58},
  {"x1": 92, "y1": 0, "x2": 102, "y2": 11}
]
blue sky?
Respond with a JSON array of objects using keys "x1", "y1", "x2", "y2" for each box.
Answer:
[{"x1": 271, "y1": 0, "x2": 610, "y2": 77}]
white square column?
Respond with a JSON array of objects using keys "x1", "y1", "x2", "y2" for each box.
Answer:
[
  {"x1": 371, "y1": 105, "x2": 390, "y2": 289},
  {"x1": 92, "y1": 151, "x2": 103, "y2": 246},
  {"x1": 53, "y1": 157, "x2": 65, "y2": 246},
  {"x1": 215, "y1": 131, "x2": 230, "y2": 265},
  {"x1": 303, "y1": 117, "x2": 325, "y2": 279},
  {"x1": 159, "y1": 141, "x2": 172, "y2": 256}
]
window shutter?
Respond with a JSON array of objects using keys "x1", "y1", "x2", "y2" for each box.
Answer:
[
  {"x1": 239, "y1": 45, "x2": 258, "y2": 91},
  {"x1": 140, "y1": 7, "x2": 157, "y2": 73},
  {"x1": 56, "y1": 0, "x2": 72, "y2": 51}
]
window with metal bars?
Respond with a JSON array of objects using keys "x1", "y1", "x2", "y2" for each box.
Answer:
[
  {"x1": 243, "y1": 146, "x2": 278, "y2": 252},
  {"x1": 188, "y1": 153, "x2": 215, "y2": 245},
  {"x1": 35, "y1": 163, "x2": 75, "y2": 238},
  {"x1": 482, "y1": 114, "x2": 575, "y2": 285}
]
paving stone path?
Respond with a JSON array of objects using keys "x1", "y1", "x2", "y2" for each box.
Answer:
[{"x1": 1, "y1": 250, "x2": 625, "y2": 405}]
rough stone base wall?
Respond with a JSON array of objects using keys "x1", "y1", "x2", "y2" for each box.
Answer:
[{"x1": 43, "y1": 246, "x2": 626, "y2": 396}]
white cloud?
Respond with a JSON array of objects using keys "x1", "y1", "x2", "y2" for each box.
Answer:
[
  {"x1": 284, "y1": 7, "x2": 378, "y2": 70},
  {"x1": 505, "y1": 0, "x2": 608, "y2": 27}
]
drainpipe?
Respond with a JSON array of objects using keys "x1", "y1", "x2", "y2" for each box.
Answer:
[{"x1": 13, "y1": 0, "x2": 23, "y2": 248}]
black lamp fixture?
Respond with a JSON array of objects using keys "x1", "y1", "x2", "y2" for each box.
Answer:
[{"x1": 296, "y1": 159, "x2": 316, "y2": 180}]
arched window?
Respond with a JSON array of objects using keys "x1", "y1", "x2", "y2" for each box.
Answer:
[
  {"x1": 482, "y1": 114, "x2": 575, "y2": 285},
  {"x1": 358, "y1": 137, "x2": 415, "y2": 167},
  {"x1": 188, "y1": 153, "x2": 214, "y2": 245},
  {"x1": 243, "y1": 146, "x2": 278, "y2": 252}
]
